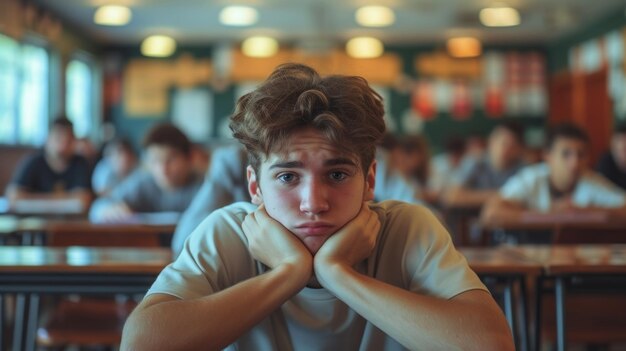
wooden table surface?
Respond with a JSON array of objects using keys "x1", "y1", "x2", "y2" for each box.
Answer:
[
  {"x1": 0, "y1": 246, "x2": 172, "y2": 273},
  {"x1": 460, "y1": 246, "x2": 543, "y2": 275},
  {"x1": 0, "y1": 215, "x2": 176, "y2": 235}
]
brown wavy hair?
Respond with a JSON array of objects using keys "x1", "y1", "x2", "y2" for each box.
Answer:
[{"x1": 229, "y1": 63, "x2": 386, "y2": 174}]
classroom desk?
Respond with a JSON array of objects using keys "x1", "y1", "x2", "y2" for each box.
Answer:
[
  {"x1": 0, "y1": 215, "x2": 176, "y2": 246},
  {"x1": 509, "y1": 245, "x2": 626, "y2": 351},
  {"x1": 0, "y1": 246, "x2": 171, "y2": 351},
  {"x1": 460, "y1": 246, "x2": 543, "y2": 351},
  {"x1": 480, "y1": 212, "x2": 626, "y2": 244}
]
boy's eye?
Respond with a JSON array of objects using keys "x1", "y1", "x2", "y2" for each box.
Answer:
[
  {"x1": 330, "y1": 171, "x2": 347, "y2": 181},
  {"x1": 278, "y1": 173, "x2": 296, "y2": 183}
]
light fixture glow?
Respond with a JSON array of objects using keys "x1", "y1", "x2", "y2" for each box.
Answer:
[
  {"x1": 241, "y1": 36, "x2": 278, "y2": 58},
  {"x1": 447, "y1": 37, "x2": 482, "y2": 58},
  {"x1": 94, "y1": 5, "x2": 132, "y2": 26},
  {"x1": 479, "y1": 7, "x2": 521, "y2": 27},
  {"x1": 219, "y1": 6, "x2": 258, "y2": 26},
  {"x1": 346, "y1": 37, "x2": 384, "y2": 59},
  {"x1": 141, "y1": 35, "x2": 176, "y2": 57},
  {"x1": 355, "y1": 6, "x2": 395, "y2": 27}
]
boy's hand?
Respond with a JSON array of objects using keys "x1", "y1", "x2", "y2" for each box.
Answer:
[
  {"x1": 242, "y1": 205, "x2": 313, "y2": 282},
  {"x1": 314, "y1": 202, "x2": 380, "y2": 274}
]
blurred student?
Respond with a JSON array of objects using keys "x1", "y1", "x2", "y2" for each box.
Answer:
[
  {"x1": 122, "y1": 63, "x2": 512, "y2": 351},
  {"x1": 91, "y1": 138, "x2": 138, "y2": 196},
  {"x1": 89, "y1": 123, "x2": 202, "y2": 222},
  {"x1": 596, "y1": 123, "x2": 626, "y2": 190},
  {"x1": 446, "y1": 122, "x2": 526, "y2": 204},
  {"x1": 6, "y1": 116, "x2": 92, "y2": 211},
  {"x1": 482, "y1": 123, "x2": 626, "y2": 224},
  {"x1": 428, "y1": 136, "x2": 469, "y2": 197}
]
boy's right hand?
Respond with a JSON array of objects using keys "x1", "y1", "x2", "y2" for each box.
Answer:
[{"x1": 242, "y1": 205, "x2": 313, "y2": 281}]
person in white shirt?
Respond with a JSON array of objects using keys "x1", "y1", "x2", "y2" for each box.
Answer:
[
  {"x1": 121, "y1": 63, "x2": 513, "y2": 351},
  {"x1": 482, "y1": 123, "x2": 626, "y2": 225}
]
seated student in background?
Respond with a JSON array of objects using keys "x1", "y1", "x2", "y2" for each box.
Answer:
[
  {"x1": 122, "y1": 64, "x2": 513, "y2": 350},
  {"x1": 482, "y1": 123, "x2": 626, "y2": 225},
  {"x1": 91, "y1": 138, "x2": 138, "y2": 196},
  {"x1": 90, "y1": 123, "x2": 203, "y2": 223},
  {"x1": 427, "y1": 136, "x2": 470, "y2": 198},
  {"x1": 6, "y1": 116, "x2": 92, "y2": 212},
  {"x1": 596, "y1": 123, "x2": 626, "y2": 190},
  {"x1": 445, "y1": 121, "x2": 526, "y2": 205},
  {"x1": 172, "y1": 140, "x2": 429, "y2": 257}
]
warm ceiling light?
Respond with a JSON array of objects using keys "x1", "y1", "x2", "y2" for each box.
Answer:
[
  {"x1": 479, "y1": 7, "x2": 521, "y2": 27},
  {"x1": 219, "y1": 6, "x2": 258, "y2": 26},
  {"x1": 355, "y1": 6, "x2": 395, "y2": 27},
  {"x1": 94, "y1": 5, "x2": 132, "y2": 26},
  {"x1": 241, "y1": 36, "x2": 278, "y2": 58},
  {"x1": 141, "y1": 35, "x2": 176, "y2": 57},
  {"x1": 447, "y1": 37, "x2": 482, "y2": 58},
  {"x1": 346, "y1": 37, "x2": 384, "y2": 58}
]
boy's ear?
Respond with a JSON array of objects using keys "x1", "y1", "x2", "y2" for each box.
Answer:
[
  {"x1": 364, "y1": 160, "x2": 376, "y2": 201},
  {"x1": 247, "y1": 165, "x2": 263, "y2": 205}
]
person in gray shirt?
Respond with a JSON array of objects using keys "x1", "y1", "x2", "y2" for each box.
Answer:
[{"x1": 90, "y1": 123, "x2": 202, "y2": 223}]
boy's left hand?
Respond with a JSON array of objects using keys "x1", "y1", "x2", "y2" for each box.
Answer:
[{"x1": 314, "y1": 202, "x2": 380, "y2": 274}]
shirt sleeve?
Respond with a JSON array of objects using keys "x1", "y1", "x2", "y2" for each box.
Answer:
[
  {"x1": 388, "y1": 203, "x2": 487, "y2": 299},
  {"x1": 109, "y1": 170, "x2": 152, "y2": 211},
  {"x1": 148, "y1": 205, "x2": 256, "y2": 300},
  {"x1": 10, "y1": 154, "x2": 39, "y2": 189},
  {"x1": 499, "y1": 171, "x2": 530, "y2": 203}
]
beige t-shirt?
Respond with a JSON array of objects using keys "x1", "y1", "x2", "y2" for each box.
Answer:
[{"x1": 148, "y1": 201, "x2": 487, "y2": 350}]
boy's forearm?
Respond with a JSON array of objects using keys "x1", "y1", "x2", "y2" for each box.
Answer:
[
  {"x1": 315, "y1": 264, "x2": 514, "y2": 351},
  {"x1": 122, "y1": 263, "x2": 309, "y2": 351}
]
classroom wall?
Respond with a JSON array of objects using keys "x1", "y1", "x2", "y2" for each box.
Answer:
[{"x1": 105, "y1": 44, "x2": 548, "y2": 153}]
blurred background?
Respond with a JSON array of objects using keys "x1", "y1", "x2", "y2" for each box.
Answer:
[{"x1": 0, "y1": 0, "x2": 624, "y2": 158}]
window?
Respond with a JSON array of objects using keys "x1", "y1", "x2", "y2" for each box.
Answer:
[
  {"x1": 0, "y1": 34, "x2": 49, "y2": 145},
  {"x1": 66, "y1": 59, "x2": 93, "y2": 138},
  {"x1": 19, "y1": 44, "x2": 49, "y2": 145},
  {"x1": 0, "y1": 34, "x2": 19, "y2": 143}
]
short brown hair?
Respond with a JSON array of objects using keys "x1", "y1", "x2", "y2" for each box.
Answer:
[
  {"x1": 142, "y1": 123, "x2": 191, "y2": 156},
  {"x1": 229, "y1": 63, "x2": 386, "y2": 174}
]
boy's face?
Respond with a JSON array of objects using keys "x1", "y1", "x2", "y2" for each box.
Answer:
[
  {"x1": 545, "y1": 137, "x2": 589, "y2": 188},
  {"x1": 247, "y1": 128, "x2": 376, "y2": 254},
  {"x1": 45, "y1": 126, "x2": 75, "y2": 160},
  {"x1": 488, "y1": 128, "x2": 522, "y2": 169},
  {"x1": 145, "y1": 145, "x2": 192, "y2": 190}
]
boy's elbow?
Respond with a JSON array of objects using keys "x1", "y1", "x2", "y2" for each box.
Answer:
[{"x1": 120, "y1": 314, "x2": 152, "y2": 351}]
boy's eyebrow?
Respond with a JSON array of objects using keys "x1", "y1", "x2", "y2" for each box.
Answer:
[{"x1": 269, "y1": 158, "x2": 358, "y2": 170}]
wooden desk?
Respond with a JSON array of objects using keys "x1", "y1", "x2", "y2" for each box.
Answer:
[
  {"x1": 440, "y1": 198, "x2": 484, "y2": 246},
  {"x1": 480, "y1": 212, "x2": 626, "y2": 245},
  {"x1": 0, "y1": 246, "x2": 171, "y2": 351},
  {"x1": 461, "y1": 246, "x2": 542, "y2": 351},
  {"x1": 0, "y1": 215, "x2": 176, "y2": 246},
  {"x1": 509, "y1": 245, "x2": 626, "y2": 351}
]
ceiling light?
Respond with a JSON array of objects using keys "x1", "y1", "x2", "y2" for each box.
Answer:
[
  {"x1": 94, "y1": 5, "x2": 132, "y2": 26},
  {"x1": 479, "y1": 6, "x2": 521, "y2": 27},
  {"x1": 346, "y1": 37, "x2": 384, "y2": 58},
  {"x1": 447, "y1": 37, "x2": 482, "y2": 58},
  {"x1": 220, "y1": 6, "x2": 258, "y2": 26},
  {"x1": 355, "y1": 6, "x2": 395, "y2": 27},
  {"x1": 141, "y1": 35, "x2": 176, "y2": 57},
  {"x1": 241, "y1": 36, "x2": 278, "y2": 58}
]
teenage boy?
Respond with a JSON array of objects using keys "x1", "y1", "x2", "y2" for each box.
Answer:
[{"x1": 122, "y1": 64, "x2": 513, "y2": 350}]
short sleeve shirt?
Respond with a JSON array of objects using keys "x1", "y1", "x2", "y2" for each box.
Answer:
[
  {"x1": 10, "y1": 152, "x2": 91, "y2": 193},
  {"x1": 458, "y1": 156, "x2": 524, "y2": 190},
  {"x1": 500, "y1": 163, "x2": 626, "y2": 211},
  {"x1": 148, "y1": 201, "x2": 487, "y2": 351}
]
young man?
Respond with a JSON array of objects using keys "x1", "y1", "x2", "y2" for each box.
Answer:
[
  {"x1": 122, "y1": 64, "x2": 513, "y2": 350},
  {"x1": 6, "y1": 116, "x2": 92, "y2": 211},
  {"x1": 482, "y1": 123, "x2": 626, "y2": 224},
  {"x1": 596, "y1": 123, "x2": 626, "y2": 190},
  {"x1": 445, "y1": 122, "x2": 526, "y2": 205},
  {"x1": 89, "y1": 123, "x2": 202, "y2": 222},
  {"x1": 91, "y1": 138, "x2": 138, "y2": 196}
]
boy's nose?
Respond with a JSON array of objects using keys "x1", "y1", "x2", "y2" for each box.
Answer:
[{"x1": 299, "y1": 179, "x2": 329, "y2": 214}]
